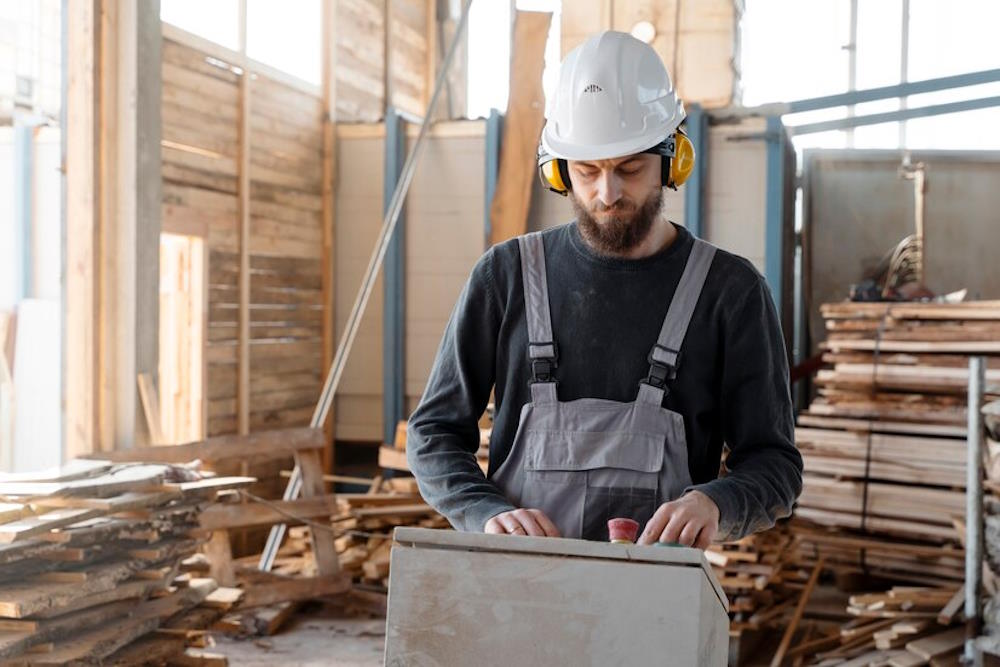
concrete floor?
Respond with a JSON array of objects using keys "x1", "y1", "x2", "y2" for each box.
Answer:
[{"x1": 212, "y1": 608, "x2": 386, "y2": 666}]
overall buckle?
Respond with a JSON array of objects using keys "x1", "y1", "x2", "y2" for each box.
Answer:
[{"x1": 528, "y1": 341, "x2": 558, "y2": 383}]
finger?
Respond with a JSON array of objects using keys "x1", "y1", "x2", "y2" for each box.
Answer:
[
  {"x1": 497, "y1": 514, "x2": 527, "y2": 536},
  {"x1": 638, "y1": 504, "x2": 671, "y2": 545},
  {"x1": 694, "y1": 527, "x2": 714, "y2": 550},
  {"x1": 659, "y1": 511, "x2": 687, "y2": 544},
  {"x1": 528, "y1": 509, "x2": 561, "y2": 537},
  {"x1": 484, "y1": 517, "x2": 504, "y2": 534},
  {"x1": 512, "y1": 509, "x2": 545, "y2": 537},
  {"x1": 677, "y1": 519, "x2": 703, "y2": 547}
]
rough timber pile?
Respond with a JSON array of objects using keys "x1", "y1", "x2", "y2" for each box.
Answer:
[
  {"x1": 794, "y1": 300, "x2": 1000, "y2": 586},
  {"x1": 0, "y1": 459, "x2": 250, "y2": 665},
  {"x1": 790, "y1": 585, "x2": 967, "y2": 665}
]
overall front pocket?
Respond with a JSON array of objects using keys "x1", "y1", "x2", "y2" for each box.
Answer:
[{"x1": 520, "y1": 429, "x2": 663, "y2": 540}]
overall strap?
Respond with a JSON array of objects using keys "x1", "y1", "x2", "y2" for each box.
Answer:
[
  {"x1": 638, "y1": 238, "x2": 718, "y2": 405},
  {"x1": 517, "y1": 233, "x2": 558, "y2": 402}
]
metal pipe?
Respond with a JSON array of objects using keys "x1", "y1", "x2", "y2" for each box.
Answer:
[
  {"x1": 966, "y1": 356, "x2": 986, "y2": 666},
  {"x1": 260, "y1": 0, "x2": 475, "y2": 572}
]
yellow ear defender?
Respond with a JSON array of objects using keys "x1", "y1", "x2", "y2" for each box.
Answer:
[{"x1": 537, "y1": 128, "x2": 695, "y2": 196}]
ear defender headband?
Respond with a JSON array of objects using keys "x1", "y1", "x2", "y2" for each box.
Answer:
[{"x1": 537, "y1": 128, "x2": 695, "y2": 196}]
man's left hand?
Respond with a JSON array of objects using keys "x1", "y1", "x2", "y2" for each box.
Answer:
[{"x1": 636, "y1": 491, "x2": 719, "y2": 549}]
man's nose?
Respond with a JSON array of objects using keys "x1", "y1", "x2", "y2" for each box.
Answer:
[{"x1": 596, "y1": 171, "x2": 622, "y2": 208}]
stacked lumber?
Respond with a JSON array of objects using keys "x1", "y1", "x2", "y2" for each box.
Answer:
[
  {"x1": 0, "y1": 459, "x2": 251, "y2": 664},
  {"x1": 705, "y1": 525, "x2": 806, "y2": 635},
  {"x1": 786, "y1": 586, "x2": 966, "y2": 665},
  {"x1": 792, "y1": 519, "x2": 966, "y2": 588},
  {"x1": 795, "y1": 301, "x2": 1000, "y2": 578},
  {"x1": 280, "y1": 476, "x2": 448, "y2": 610}
]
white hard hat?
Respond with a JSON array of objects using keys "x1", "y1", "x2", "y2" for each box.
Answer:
[{"x1": 541, "y1": 30, "x2": 685, "y2": 161}]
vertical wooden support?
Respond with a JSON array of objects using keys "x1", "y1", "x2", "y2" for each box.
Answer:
[
  {"x1": 487, "y1": 10, "x2": 552, "y2": 246},
  {"x1": 320, "y1": 0, "x2": 339, "y2": 472},
  {"x1": 237, "y1": 0, "x2": 252, "y2": 436},
  {"x1": 109, "y1": 0, "x2": 162, "y2": 449},
  {"x1": 64, "y1": 0, "x2": 102, "y2": 459},
  {"x1": 205, "y1": 530, "x2": 236, "y2": 587},
  {"x1": 296, "y1": 448, "x2": 341, "y2": 574},
  {"x1": 424, "y1": 0, "x2": 437, "y2": 111}
]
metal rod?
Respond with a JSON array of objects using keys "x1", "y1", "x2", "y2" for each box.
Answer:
[
  {"x1": 717, "y1": 68, "x2": 1000, "y2": 118},
  {"x1": 260, "y1": 0, "x2": 475, "y2": 572},
  {"x1": 965, "y1": 356, "x2": 986, "y2": 666},
  {"x1": 788, "y1": 96, "x2": 1000, "y2": 136}
]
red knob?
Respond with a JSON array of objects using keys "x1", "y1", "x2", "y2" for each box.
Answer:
[{"x1": 607, "y1": 518, "x2": 640, "y2": 543}]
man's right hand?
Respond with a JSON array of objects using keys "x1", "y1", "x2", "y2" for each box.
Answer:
[{"x1": 484, "y1": 508, "x2": 561, "y2": 537}]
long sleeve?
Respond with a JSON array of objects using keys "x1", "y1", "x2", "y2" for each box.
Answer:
[
  {"x1": 406, "y1": 250, "x2": 517, "y2": 532},
  {"x1": 685, "y1": 275, "x2": 803, "y2": 542}
]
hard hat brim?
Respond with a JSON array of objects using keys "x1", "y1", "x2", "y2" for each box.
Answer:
[{"x1": 540, "y1": 112, "x2": 686, "y2": 162}]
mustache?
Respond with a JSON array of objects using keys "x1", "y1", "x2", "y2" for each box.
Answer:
[{"x1": 590, "y1": 199, "x2": 637, "y2": 214}]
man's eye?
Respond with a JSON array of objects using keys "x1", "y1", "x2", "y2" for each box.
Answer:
[{"x1": 619, "y1": 168, "x2": 641, "y2": 176}]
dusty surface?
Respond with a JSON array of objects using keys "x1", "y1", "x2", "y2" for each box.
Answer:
[{"x1": 211, "y1": 608, "x2": 385, "y2": 666}]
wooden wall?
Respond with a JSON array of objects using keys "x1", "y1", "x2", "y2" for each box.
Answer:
[
  {"x1": 561, "y1": 0, "x2": 740, "y2": 109},
  {"x1": 334, "y1": 0, "x2": 431, "y2": 121},
  {"x1": 160, "y1": 28, "x2": 326, "y2": 438}
]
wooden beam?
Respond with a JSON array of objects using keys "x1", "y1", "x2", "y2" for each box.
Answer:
[
  {"x1": 198, "y1": 494, "x2": 339, "y2": 531},
  {"x1": 320, "y1": 0, "x2": 339, "y2": 472},
  {"x1": 238, "y1": 572, "x2": 350, "y2": 609},
  {"x1": 64, "y1": 0, "x2": 102, "y2": 459},
  {"x1": 237, "y1": 0, "x2": 251, "y2": 436},
  {"x1": 487, "y1": 10, "x2": 552, "y2": 246},
  {"x1": 84, "y1": 426, "x2": 324, "y2": 464}
]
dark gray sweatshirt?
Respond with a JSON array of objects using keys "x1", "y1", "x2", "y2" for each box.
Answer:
[{"x1": 406, "y1": 221, "x2": 802, "y2": 542}]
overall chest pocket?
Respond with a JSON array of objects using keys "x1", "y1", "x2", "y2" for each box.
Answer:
[{"x1": 521, "y1": 429, "x2": 664, "y2": 541}]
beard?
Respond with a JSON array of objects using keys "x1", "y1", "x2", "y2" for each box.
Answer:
[{"x1": 571, "y1": 188, "x2": 664, "y2": 256}]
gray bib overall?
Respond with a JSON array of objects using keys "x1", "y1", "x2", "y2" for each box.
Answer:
[{"x1": 490, "y1": 231, "x2": 717, "y2": 541}]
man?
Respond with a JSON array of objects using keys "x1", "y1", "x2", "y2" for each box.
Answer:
[{"x1": 406, "y1": 31, "x2": 802, "y2": 548}]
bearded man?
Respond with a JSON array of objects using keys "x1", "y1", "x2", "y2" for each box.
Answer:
[{"x1": 405, "y1": 31, "x2": 802, "y2": 547}]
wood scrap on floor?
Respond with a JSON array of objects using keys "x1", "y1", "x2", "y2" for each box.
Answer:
[{"x1": 0, "y1": 459, "x2": 250, "y2": 664}]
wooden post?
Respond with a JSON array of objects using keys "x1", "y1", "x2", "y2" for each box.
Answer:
[
  {"x1": 487, "y1": 10, "x2": 552, "y2": 246},
  {"x1": 108, "y1": 0, "x2": 162, "y2": 449},
  {"x1": 320, "y1": 0, "x2": 339, "y2": 472},
  {"x1": 237, "y1": 0, "x2": 251, "y2": 436},
  {"x1": 64, "y1": 0, "x2": 102, "y2": 459},
  {"x1": 65, "y1": 0, "x2": 161, "y2": 458},
  {"x1": 295, "y1": 449, "x2": 341, "y2": 575}
]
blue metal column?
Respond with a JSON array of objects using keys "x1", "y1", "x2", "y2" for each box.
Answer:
[
  {"x1": 682, "y1": 103, "x2": 707, "y2": 238},
  {"x1": 14, "y1": 122, "x2": 35, "y2": 301},
  {"x1": 484, "y1": 109, "x2": 502, "y2": 245},
  {"x1": 383, "y1": 108, "x2": 406, "y2": 445},
  {"x1": 764, "y1": 115, "x2": 787, "y2": 323}
]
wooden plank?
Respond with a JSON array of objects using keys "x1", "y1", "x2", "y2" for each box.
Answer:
[
  {"x1": 237, "y1": 573, "x2": 350, "y2": 609},
  {"x1": 770, "y1": 557, "x2": 825, "y2": 667},
  {"x1": 28, "y1": 579, "x2": 217, "y2": 665},
  {"x1": 84, "y1": 427, "x2": 323, "y2": 464},
  {"x1": 0, "y1": 508, "x2": 105, "y2": 543},
  {"x1": 198, "y1": 495, "x2": 338, "y2": 531},
  {"x1": 0, "y1": 460, "x2": 111, "y2": 484},
  {"x1": 320, "y1": 0, "x2": 337, "y2": 471},
  {"x1": 64, "y1": 0, "x2": 100, "y2": 460},
  {"x1": 138, "y1": 373, "x2": 167, "y2": 445},
  {"x1": 237, "y1": 9, "x2": 251, "y2": 437},
  {"x1": 487, "y1": 10, "x2": 552, "y2": 245},
  {"x1": 905, "y1": 627, "x2": 965, "y2": 659},
  {"x1": 0, "y1": 464, "x2": 167, "y2": 499},
  {"x1": 0, "y1": 559, "x2": 140, "y2": 618}
]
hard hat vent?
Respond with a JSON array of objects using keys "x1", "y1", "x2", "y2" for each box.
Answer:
[{"x1": 583, "y1": 83, "x2": 603, "y2": 93}]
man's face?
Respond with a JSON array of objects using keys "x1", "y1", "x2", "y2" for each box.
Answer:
[{"x1": 567, "y1": 153, "x2": 664, "y2": 255}]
